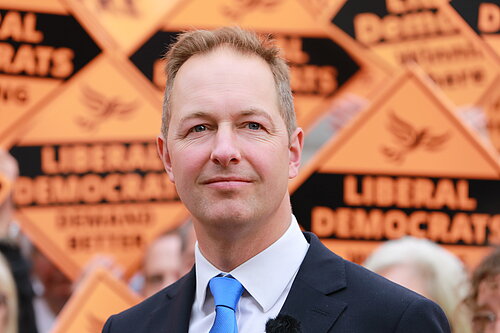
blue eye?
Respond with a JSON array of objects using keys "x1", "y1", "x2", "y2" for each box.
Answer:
[
  {"x1": 192, "y1": 125, "x2": 207, "y2": 132},
  {"x1": 247, "y1": 122, "x2": 261, "y2": 130}
]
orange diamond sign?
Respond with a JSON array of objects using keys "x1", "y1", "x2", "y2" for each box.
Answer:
[
  {"x1": 10, "y1": 54, "x2": 189, "y2": 280},
  {"x1": 291, "y1": 68, "x2": 500, "y2": 268},
  {"x1": 328, "y1": 0, "x2": 500, "y2": 107},
  {"x1": 64, "y1": 0, "x2": 182, "y2": 54},
  {"x1": 0, "y1": 2, "x2": 101, "y2": 148}
]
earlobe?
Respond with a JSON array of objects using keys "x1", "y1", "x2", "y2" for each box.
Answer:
[
  {"x1": 157, "y1": 135, "x2": 175, "y2": 183},
  {"x1": 288, "y1": 128, "x2": 304, "y2": 179}
]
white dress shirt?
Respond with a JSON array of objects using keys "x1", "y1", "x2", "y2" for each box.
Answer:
[{"x1": 189, "y1": 215, "x2": 309, "y2": 333}]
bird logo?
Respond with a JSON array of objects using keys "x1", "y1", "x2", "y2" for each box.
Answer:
[
  {"x1": 221, "y1": 0, "x2": 282, "y2": 20},
  {"x1": 75, "y1": 85, "x2": 139, "y2": 131},
  {"x1": 381, "y1": 112, "x2": 450, "y2": 163}
]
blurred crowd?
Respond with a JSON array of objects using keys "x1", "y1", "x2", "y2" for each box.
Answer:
[{"x1": 0, "y1": 144, "x2": 499, "y2": 333}]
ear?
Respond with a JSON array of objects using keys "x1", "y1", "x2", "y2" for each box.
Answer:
[
  {"x1": 157, "y1": 135, "x2": 175, "y2": 183},
  {"x1": 288, "y1": 127, "x2": 304, "y2": 179}
]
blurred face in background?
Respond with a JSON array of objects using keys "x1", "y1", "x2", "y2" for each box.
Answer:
[
  {"x1": 472, "y1": 274, "x2": 500, "y2": 333},
  {"x1": 142, "y1": 234, "x2": 182, "y2": 298}
]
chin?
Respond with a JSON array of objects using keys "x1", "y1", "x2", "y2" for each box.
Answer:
[
  {"x1": 200, "y1": 206, "x2": 255, "y2": 228},
  {"x1": 207, "y1": 211, "x2": 250, "y2": 226}
]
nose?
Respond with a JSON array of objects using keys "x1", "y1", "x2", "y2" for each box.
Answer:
[{"x1": 210, "y1": 126, "x2": 241, "y2": 167}]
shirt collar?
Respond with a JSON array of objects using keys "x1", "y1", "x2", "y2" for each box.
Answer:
[{"x1": 194, "y1": 215, "x2": 309, "y2": 312}]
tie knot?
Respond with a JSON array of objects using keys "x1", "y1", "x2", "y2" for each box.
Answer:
[{"x1": 209, "y1": 276, "x2": 244, "y2": 310}]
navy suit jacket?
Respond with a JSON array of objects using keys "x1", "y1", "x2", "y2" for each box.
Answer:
[{"x1": 102, "y1": 232, "x2": 451, "y2": 332}]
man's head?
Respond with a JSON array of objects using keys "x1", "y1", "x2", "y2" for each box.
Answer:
[
  {"x1": 161, "y1": 26, "x2": 296, "y2": 141},
  {"x1": 156, "y1": 27, "x2": 303, "y2": 247}
]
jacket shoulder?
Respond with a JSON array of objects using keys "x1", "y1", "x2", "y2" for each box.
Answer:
[
  {"x1": 102, "y1": 286, "x2": 170, "y2": 332},
  {"x1": 299, "y1": 232, "x2": 450, "y2": 332}
]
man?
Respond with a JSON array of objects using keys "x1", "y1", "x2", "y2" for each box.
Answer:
[{"x1": 102, "y1": 27, "x2": 450, "y2": 332}]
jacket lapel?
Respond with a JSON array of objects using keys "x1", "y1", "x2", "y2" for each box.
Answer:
[
  {"x1": 279, "y1": 232, "x2": 347, "y2": 332},
  {"x1": 145, "y1": 267, "x2": 196, "y2": 333}
]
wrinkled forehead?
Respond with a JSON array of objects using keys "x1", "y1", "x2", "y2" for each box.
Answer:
[
  {"x1": 170, "y1": 47, "x2": 279, "y2": 113},
  {"x1": 173, "y1": 46, "x2": 274, "y2": 85}
]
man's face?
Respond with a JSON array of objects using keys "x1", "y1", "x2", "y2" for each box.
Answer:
[
  {"x1": 473, "y1": 274, "x2": 500, "y2": 333},
  {"x1": 158, "y1": 47, "x2": 302, "y2": 232}
]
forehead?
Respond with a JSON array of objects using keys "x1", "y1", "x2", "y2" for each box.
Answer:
[
  {"x1": 169, "y1": 47, "x2": 279, "y2": 118},
  {"x1": 175, "y1": 46, "x2": 273, "y2": 83}
]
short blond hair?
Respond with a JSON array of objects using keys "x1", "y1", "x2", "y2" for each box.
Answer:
[{"x1": 161, "y1": 26, "x2": 295, "y2": 139}]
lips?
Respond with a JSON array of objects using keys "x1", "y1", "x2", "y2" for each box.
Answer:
[{"x1": 201, "y1": 176, "x2": 253, "y2": 185}]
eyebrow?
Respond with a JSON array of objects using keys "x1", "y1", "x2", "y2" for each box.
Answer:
[
  {"x1": 240, "y1": 108, "x2": 276, "y2": 126},
  {"x1": 178, "y1": 111, "x2": 213, "y2": 124},
  {"x1": 178, "y1": 108, "x2": 276, "y2": 126}
]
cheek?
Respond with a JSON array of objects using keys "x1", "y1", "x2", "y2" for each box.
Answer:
[
  {"x1": 172, "y1": 148, "x2": 206, "y2": 176},
  {"x1": 254, "y1": 148, "x2": 290, "y2": 181}
]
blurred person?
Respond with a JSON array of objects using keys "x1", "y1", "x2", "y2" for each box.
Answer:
[
  {"x1": 0, "y1": 252, "x2": 17, "y2": 333},
  {"x1": 31, "y1": 247, "x2": 72, "y2": 333},
  {"x1": 141, "y1": 221, "x2": 196, "y2": 298},
  {"x1": 103, "y1": 27, "x2": 449, "y2": 332},
  {"x1": 465, "y1": 247, "x2": 500, "y2": 333},
  {"x1": 364, "y1": 236, "x2": 472, "y2": 333},
  {"x1": 0, "y1": 149, "x2": 38, "y2": 333}
]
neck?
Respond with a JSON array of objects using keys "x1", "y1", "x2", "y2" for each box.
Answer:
[{"x1": 195, "y1": 198, "x2": 292, "y2": 272}]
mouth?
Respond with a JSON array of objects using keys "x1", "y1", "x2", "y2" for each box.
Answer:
[
  {"x1": 201, "y1": 177, "x2": 253, "y2": 189},
  {"x1": 202, "y1": 177, "x2": 252, "y2": 184}
]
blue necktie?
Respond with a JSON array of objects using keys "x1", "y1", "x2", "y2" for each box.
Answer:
[{"x1": 209, "y1": 276, "x2": 244, "y2": 333}]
